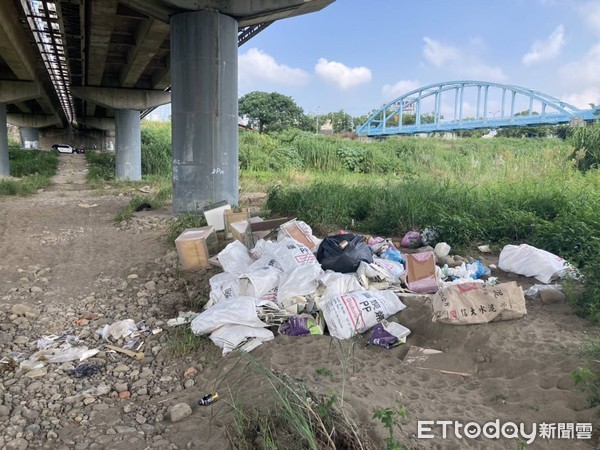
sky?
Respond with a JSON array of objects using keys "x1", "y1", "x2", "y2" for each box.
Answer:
[{"x1": 150, "y1": 0, "x2": 600, "y2": 120}]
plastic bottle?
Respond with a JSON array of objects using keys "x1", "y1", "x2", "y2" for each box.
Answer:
[{"x1": 198, "y1": 392, "x2": 219, "y2": 406}]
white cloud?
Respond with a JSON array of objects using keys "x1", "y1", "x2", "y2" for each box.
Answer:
[
  {"x1": 559, "y1": 42, "x2": 600, "y2": 87},
  {"x1": 558, "y1": 41, "x2": 600, "y2": 108},
  {"x1": 578, "y1": 2, "x2": 600, "y2": 35},
  {"x1": 423, "y1": 37, "x2": 460, "y2": 68},
  {"x1": 562, "y1": 87, "x2": 600, "y2": 109},
  {"x1": 422, "y1": 37, "x2": 506, "y2": 81},
  {"x1": 238, "y1": 48, "x2": 309, "y2": 86},
  {"x1": 522, "y1": 25, "x2": 565, "y2": 65},
  {"x1": 314, "y1": 58, "x2": 372, "y2": 90},
  {"x1": 381, "y1": 80, "x2": 421, "y2": 101}
]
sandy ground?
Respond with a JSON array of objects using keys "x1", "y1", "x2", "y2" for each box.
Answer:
[{"x1": 0, "y1": 154, "x2": 598, "y2": 449}]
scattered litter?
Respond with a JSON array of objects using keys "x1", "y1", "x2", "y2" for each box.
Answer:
[
  {"x1": 276, "y1": 264, "x2": 323, "y2": 314},
  {"x1": 368, "y1": 321, "x2": 411, "y2": 349},
  {"x1": 209, "y1": 324, "x2": 274, "y2": 355},
  {"x1": 217, "y1": 240, "x2": 255, "y2": 275},
  {"x1": 405, "y1": 251, "x2": 439, "y2": 293},
  {"x1": 434, "y1": 242, "x2": 451, "y2": 258},
  {"x1": 321, "y1": 290, "x2": 406, "y2": 339},
  {"x1": 0, "y1": 355, "x2": 17, "y2": 373},
  {"x1": 69, "y1": 364, "x2": 102, "y2": 378},
  {"x1": 37, "y1": 335, "x2": 61, "y2": 349},
  {"x1": 401, "y1": 231, "x2": 422, "y2": 249},
  {"x1": 317, "y1": 233, "x2": 373, "y2": 273},
  {"x1": 498, "y1": 244, "x2": 576, "y2": 284},
  {"x1": 80, "y1": 385, "x2": 111, "y2": 398},
  {"x1": 167, "y1": 311, "x2": 199, "y2": 327},
  {"x1": 33, "y1": 345, "x2": 99, "y2": 363},
  {"x1": 403, "y1": 346, "x2": 443, "y2": 365},
  {"x1": 278, "y1": 219, "x2": 321, "y2": 252},
  {"x1": 403, "y1": 346, "x2": 472, "y2": 376},
  {"x1": 138, "y1": 185, "x2": 154, "y2": 193},
  {"x1": 190, "y1": 297, "x2": 268, "y2": 335},
  {"x1": 279, "y1": 314, "x2": 324, "y2": 336},
  {"x1": 524, "y1": 284, "x2": 566, "y2": 304},
  {"x1": 202, "y1": 200, "x2": 231, "y2": 231},
  {"x1": 478, "y1": 244, "x2": 492, "y2": 253},
  {"x1": 105, "y1": 344, "x2": 144, "y2": 360},
  {"x1": 78, "y1": 203, "x2": 98, "y2": 208},
  {"x1": 198, "y1": 392, "x2": 219, "y2": 406},
  {"x1": 97, "y1": 319, "x2": 138, "y2": 341},
  {"x1": 175, "y1": 226, "x2": 219, "y2": 271},
  {"x1": 432, "y1": 281, "x2": 527, "y2": 325},
  {"x1": 183, "y1": 367, "x2": 198, "y2": 379},
  {"x1": 19, "y1": 360, "x2": 46, "y2": 372}
]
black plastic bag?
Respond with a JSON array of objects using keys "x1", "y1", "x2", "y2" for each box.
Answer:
[{"x1": 316, "y1": 233, "x2": 373, "y2": 273}]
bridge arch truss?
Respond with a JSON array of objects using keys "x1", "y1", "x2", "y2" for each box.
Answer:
[{"x1": 357, "y1": 80, "x2": 597, "y2": 136}]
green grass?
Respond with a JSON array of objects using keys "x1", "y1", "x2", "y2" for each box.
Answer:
[
  {"x1": 223, "y1": 352, "x2": 371, "y2": 450},
  {"x1": 0, "y1": 148, "x2": 59, "y2": 196},
  {"x1": 165, "y1": 326, "x2": 210, "y2": 357},
  {"x1": 167, "y1": 212, "x2": 207, "y2": 246},
  {"x1": 315, "y1": 367, "x2": 333, "y2": 377}
]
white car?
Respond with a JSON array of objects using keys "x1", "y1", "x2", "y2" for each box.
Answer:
[{"x1": 52, "y1": 144, "x2": 73, "y2": 154}]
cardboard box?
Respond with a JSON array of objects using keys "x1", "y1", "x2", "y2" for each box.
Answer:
[
  {"x1": 230, "y1": 217, "x2": 272, "y2": 247},
  {"x1": 224, "y1": 208, "x2": 250, "y2": 239},
  {"x1": 405, "y1": 251, "x2": 438, "y2": 293},
  {"x1": 202, "y1": 201, "x2": 231, "y2": 231},
  {"x1": 175, "y1": 226, "x2": 218, "y2": 271},
  {"x1": 279, "y1": 219, "x2": 320, "y2": 251}
]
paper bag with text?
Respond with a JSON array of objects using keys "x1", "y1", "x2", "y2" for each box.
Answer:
[{"x1": 432, "y1": 281, "x2": 526, "y2": 325}]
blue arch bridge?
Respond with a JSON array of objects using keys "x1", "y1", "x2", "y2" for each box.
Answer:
[{"x1": 357, "y1": 80, "x2": 600, "y2": 137}]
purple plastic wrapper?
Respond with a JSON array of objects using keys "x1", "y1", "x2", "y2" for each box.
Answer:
[
  {"x1": 368, "y1": 323, "x2": 398, "y2": 349},
  {"x1": 279, "y1": 316, "x2": 311, "y2": 337},
  {"x1": 401, "y1": 231, "x2": 422, "y2": 249}
]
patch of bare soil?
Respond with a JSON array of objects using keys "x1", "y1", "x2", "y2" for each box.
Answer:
[{"x1": 0, "y1": 154, "x2": 598, "y2": 450}]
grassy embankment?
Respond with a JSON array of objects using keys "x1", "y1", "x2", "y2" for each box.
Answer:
[{"x1": 0, "y1": 140, "x2": 59, "y2": 196}]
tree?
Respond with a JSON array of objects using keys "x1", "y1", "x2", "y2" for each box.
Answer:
[
  {"x1": 331, "y1": 110, "x2": 354, "y2": 133},
  {"x1": 238, "y1": 91, "x2": 304, "y2": 134}
]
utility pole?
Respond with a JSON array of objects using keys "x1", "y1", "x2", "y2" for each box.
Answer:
[{"x1": 315, "y1": 106, "x2": 320, "y2": 134}]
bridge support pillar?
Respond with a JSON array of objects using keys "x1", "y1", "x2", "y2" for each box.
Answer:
[
  {"x1": 115, "y1": 109, "x2": 141, "y2": 180},
  {"x1": 0, "y1": 104, "x2": 9, "y2": 177},
  {"x1": 20, "y1": 127, "x2": 40, "y2": 149},
  {"x1": 171, "y1": 10, "x2": 238, "y2": 212}
]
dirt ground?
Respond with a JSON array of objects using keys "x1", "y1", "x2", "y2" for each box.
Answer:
[{"x1": 0, "y1": 155, "x2": 599, "y2": 450}]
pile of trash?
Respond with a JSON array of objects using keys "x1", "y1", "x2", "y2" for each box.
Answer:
[{"x1": 171, "y1": 221, "x2": 577, "y2": 355}]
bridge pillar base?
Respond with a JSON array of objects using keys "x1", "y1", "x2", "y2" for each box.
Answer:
[
  {"x1": 20, "y1": 127, "x2": 40, "y2": 149},
  {"x1": 115, "y1": 109, "x2": 141, "y2": 181},
  {"x1": 0, "y1": 104, "x2": 9, "y2": 177},
  {"x1": 171, "y1": 10, "x2": 238, "y2": 213}
]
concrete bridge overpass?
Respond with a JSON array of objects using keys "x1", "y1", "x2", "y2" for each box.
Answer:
[{"x1": 0, "y1": 0, "x2": 335, "y2": 211}]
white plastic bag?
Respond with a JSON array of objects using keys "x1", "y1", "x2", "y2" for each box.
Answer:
[
  {"x1": 97, "y1": 319, "x2": 138, "y2": 341},
  {"x1": 218, "y1": 241, "x2": 254, "y2": 274},
  {"x1": 320, "y1": 290, "x2": 406, "y2": 339},
  {"x1": 190, "y1": 296, "x2": 267, "y2": 335},
  {"x1": 207, "y1": 272, "x2": 241, "y2": 308},
  {"x1": 239, "y1": 267, "x2": 282, "y2": 302},
  {"x1": 316, "y1": 271, "x2": 364, "y2": 302},
  {"x1": 373, "y1": 257, "x2": 405, "y2": 283},
  {"x1": 498, "y1": 244, "x2": 574, "y2": 284},
  {"x1": 524, "y1": 284, "x2": 563, "y2": 300},
  {"x1": 434, "y1": 242, "x2": 451, "y2": 257},
  {"x1": 209, "y1": 324, "x2": 274, "y2": 355},
  {"x1": 277, "y1": 265, "x2": 324, "y2": 314},
  {"x1": 271, "y1": 238, "x2": 319, "y2": 272}
]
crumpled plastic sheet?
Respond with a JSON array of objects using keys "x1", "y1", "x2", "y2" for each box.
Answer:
[{"x1": 69, "y1": 364, "x2": 102, "y2": 378}]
